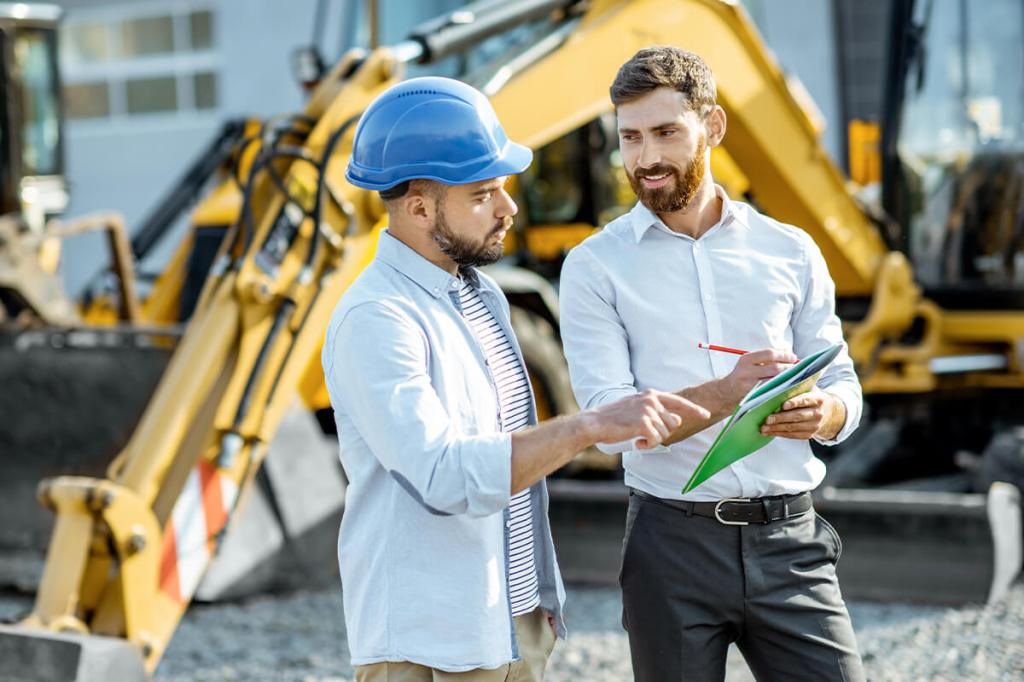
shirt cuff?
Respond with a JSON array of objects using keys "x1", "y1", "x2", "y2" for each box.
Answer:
[
  {"x1": 596, "y1": 438, "x2": 634, "y2": 455},
  {"x1": 813, "y1": 386, "x2": 860, "y2": 446},
  {"x1": 587, "y1": 388, "x2": 641, "y2": 454},
  {"x1": 461, "y1": 431, "x2": 513, "y2": 516}
]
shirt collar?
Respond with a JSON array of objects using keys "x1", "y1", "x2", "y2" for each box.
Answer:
[
  {"x1": 629, "y1": 184, "x2": 745, "y2": 243},
  {"x1": 375, "y1": 229, "x2": 472, "y2": 299}
]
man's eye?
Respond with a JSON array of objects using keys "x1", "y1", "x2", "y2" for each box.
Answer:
[{"x1": 660, "y1": 129, "x2": 676, "y2": 137}]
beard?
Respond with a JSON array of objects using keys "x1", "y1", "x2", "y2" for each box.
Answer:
[
  {"x1": 431, "y1": 207, "x2": 509, "y2": 268},
  {"x1": 628, "y1": 135, "x2": 707, "y2": 214}
]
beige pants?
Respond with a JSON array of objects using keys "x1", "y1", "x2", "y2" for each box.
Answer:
[{"x1": 354, "y1": 608, "x2": 556, "y2": 682}]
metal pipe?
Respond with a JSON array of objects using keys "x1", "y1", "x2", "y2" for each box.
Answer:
[
  {"x1": 928, "y1": 353, "x2": 1008, "y2": 374},
  {"x1": 405, "y1": 0, "x2": 580, "y2": 65}
]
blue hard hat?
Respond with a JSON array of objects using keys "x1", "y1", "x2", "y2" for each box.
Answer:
[{"x1": 346, "y1": 77, "x2": 533, "y2": 191}]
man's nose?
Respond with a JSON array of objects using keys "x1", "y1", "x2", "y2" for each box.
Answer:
[
  {"x1": 634, "y1": 134, "x2": 667, "y2": 168},
  {"x1": 496, "y1": 188, "x2": 518, "y2": 218},
  {"x1": 637, "y1": 139, "x2": 661, "y2": 169}
]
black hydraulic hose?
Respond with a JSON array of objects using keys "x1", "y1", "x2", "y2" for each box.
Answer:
[
  {"x1": 407, "y1": 0, "x2": 581, "y2": 65},
  {"x1": 232, "y1": 116, "x2": 362, "y2": 434},
  {"x1": 307, "y1": 113, "x2": 362, "y2": 270},
  {"x1": 232, "y1": 297, "x2": 296, "y2": 431},
  {"x1": 235, "y1": 117, "x2": 362, "y2": 430},
  {"x1": 223, "y1": 144, "x2": 268, "y2": 265},
  {"x1": 231, "y1": 114, "x2": 316, "y2": 187},
  {"x1": 228, "y1": 113, "x2": 320, "y2": 257},
  {"x1": 279, "y1": 113, "x2": 318, "y2": 130},
  {"x1": 80, "y1": 119, "x2": 248, "y2": 302},
  {"x1": 224, "y1": 147, "x2": 321, "y2": 264},
  {"x1": 223, "y1": 128, "x2": 326, "y2": 434},
  {"x1": 263, "y1": 265, "x2": 335, "y2": 415},
  {"x1": 230, "y1": 134, "x2": 264, "y2": 189},
  {"x1": 261, "y1": 145, "x2": 322, "y2": 219},
  {"x1": 130, "y1": 118, "x2": 248, "y2": 260}
]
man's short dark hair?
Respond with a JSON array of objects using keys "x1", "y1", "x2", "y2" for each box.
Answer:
[
  {"x1": 379, "y1": 181, "x2": 411, "y2": 202},
  {"x1": 379, "y1": 179, "x2": 448, "y2": 207},
  {"x1": 610, "y1": 46, "x2": 717, "y2": 116}
]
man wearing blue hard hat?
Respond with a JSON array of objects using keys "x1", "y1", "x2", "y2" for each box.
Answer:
[{"x1": 322, "y1": 77, "x2": 710, "y2": 680}]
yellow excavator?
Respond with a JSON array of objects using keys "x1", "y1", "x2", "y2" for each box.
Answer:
[
  {"x1": 0, "y1": 2, "x2": 71, "y2": 323},
  {"x1": 2, "y1": 0, "x2": 1024, "y2": 679}
]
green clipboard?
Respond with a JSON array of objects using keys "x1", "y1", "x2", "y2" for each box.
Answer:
[{"x1": 681, "y1": 343, "x2": 843, "y2": 494}]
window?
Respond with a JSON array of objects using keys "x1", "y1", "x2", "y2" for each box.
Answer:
[
  {"x1": 120, "y1": 16, "x2": 174, "y2": 57},
  {"x1": 64, "y1": 82, "x2": 110, "y2": 119},
  {"x1": 190, "y1": 11, "x2": 213, "y2": 50},
  {"x1": 63, "y1": 22, "x2": 110, "y2": 64},
  {"x1": 60, "y1": 5, "x2": 218, "y2": 121},
  {"x1": 193, "y1": 71, "x2": 217, "y2": 110},
  {"x1": 520, "y1": 113, "x2": 633, "y2": 228},
  {"x1": 126, "y1": 75, "x2": 177, "y2": 113},
  {"x1": 14, "y1": 28, "x2": 62, "y2": 175}
]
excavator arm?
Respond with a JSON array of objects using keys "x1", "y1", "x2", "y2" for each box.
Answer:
[
  {"x1": 3, "y1": 2, "x2": 585, "y2": 679},
  {"x1": 7, "y1": 0, "x2": 1024, "y2": 679}
]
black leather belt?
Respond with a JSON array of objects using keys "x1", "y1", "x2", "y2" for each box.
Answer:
[{"x1": 630, "y1": 488, "x2": 813, "y2": 525}]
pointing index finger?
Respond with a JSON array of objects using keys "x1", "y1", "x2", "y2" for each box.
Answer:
[{"x1": 657, "y1": 392, "x2": 711, "y2": 420}]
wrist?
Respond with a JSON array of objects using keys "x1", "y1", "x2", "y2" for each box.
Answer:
[
  {"x1": 816, "y1": 393, "x2": 846, "y2": 440},
  {"x1": 718, "y1": 374, "x2": 746, "y2": 406},
  {"x1": 573, "y1": 410, "x2": 602, "y2": 448}
]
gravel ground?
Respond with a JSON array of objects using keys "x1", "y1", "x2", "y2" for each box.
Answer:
[{"x1": 2, "y1": 584, "x2": 1021, "y2": 680}]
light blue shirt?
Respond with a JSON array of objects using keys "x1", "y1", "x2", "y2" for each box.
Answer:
[
  {"x1": 559, "y1": 188, "x2": 863, "y2": 502},
  {"x1": 322, "y1": 230, "x2": 565, "y2": 672}
]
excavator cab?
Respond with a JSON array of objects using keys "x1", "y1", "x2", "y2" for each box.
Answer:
[
  {"x1": 884, "y1": 0, "x2": 1024, "y2": 304},
  {"x1": 0, "y1": 3, "x2": 66, "y2": 231}
]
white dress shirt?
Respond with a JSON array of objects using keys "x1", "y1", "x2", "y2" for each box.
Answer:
[{"x1": 559, "y1": 187, "x2": 862, "y2": 501}]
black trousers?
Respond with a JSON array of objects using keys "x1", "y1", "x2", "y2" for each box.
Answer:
[{"x1": 620, "y1": 490, "x2": 865, "y2": 682}]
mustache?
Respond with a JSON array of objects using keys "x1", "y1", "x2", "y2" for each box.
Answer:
[
  {"x1": 633, "y1": 164, "x2": 679, "y2": 179},
  {"x1": 490, "y1": 216, "x2": 513, "y2": 236}
]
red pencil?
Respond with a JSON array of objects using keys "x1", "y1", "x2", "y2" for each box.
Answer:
[{"x1": 697, "y1": 342, "x2": 749, "y2": 356}]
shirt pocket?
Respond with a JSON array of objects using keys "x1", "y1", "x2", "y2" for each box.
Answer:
[
  {"x1": 453, "y1": 355, "x2": 499, "y2": 435},
  {"x1": 746, "y1": 264, "x2": 799, "y2": 346}
]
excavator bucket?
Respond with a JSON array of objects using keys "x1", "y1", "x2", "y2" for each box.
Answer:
[
  {"x1": 0, "y1": 626, "x2": 146, "y2": 682},
  {"x1": 0, "y1": 332, "x2": 173, "y2": 554}
]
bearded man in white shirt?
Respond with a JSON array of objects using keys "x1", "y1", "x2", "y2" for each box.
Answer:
[{"x1": 559, "y1": 47, "x2": 866, "y2": 681}]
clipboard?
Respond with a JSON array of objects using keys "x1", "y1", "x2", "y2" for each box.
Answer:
[{"x1": 681, "y1": 343, "x2": 843, "y2": 494}]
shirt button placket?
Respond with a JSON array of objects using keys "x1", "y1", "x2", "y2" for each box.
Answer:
[{"x1": 694, "y1": 242, "x2": 725, "y2": 377}]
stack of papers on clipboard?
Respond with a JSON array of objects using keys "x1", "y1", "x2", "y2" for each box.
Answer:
[{"x1": 681, "y1": 343, "x2": 843, "y2": 494}]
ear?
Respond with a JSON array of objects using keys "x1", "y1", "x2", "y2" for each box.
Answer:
[
  {"x1": 705, "y1": 105, "x2": 727, "y2": 148},
  {"x1": 398, "y1": 190, "x2": 437, "y2": 231}
]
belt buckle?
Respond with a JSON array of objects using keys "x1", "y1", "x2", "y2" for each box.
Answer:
[{"x1": 714, "y1": 497, "x2": 751, "y2": 525}]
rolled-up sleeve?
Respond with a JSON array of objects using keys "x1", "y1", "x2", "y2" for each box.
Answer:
[
  {"x1": 792, "y1": 234, "x2": 863, "y2": 445},
  {"x1": 559, "y1": 246, "x2": 639, "y2": 454},
  {"x1": 326, "y1": 301, "x2": 511, "y2": 516}
]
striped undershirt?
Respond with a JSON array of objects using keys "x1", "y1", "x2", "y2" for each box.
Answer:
[{"x1": 456, "y1": 276, "x2": 540, "y2": 617}]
